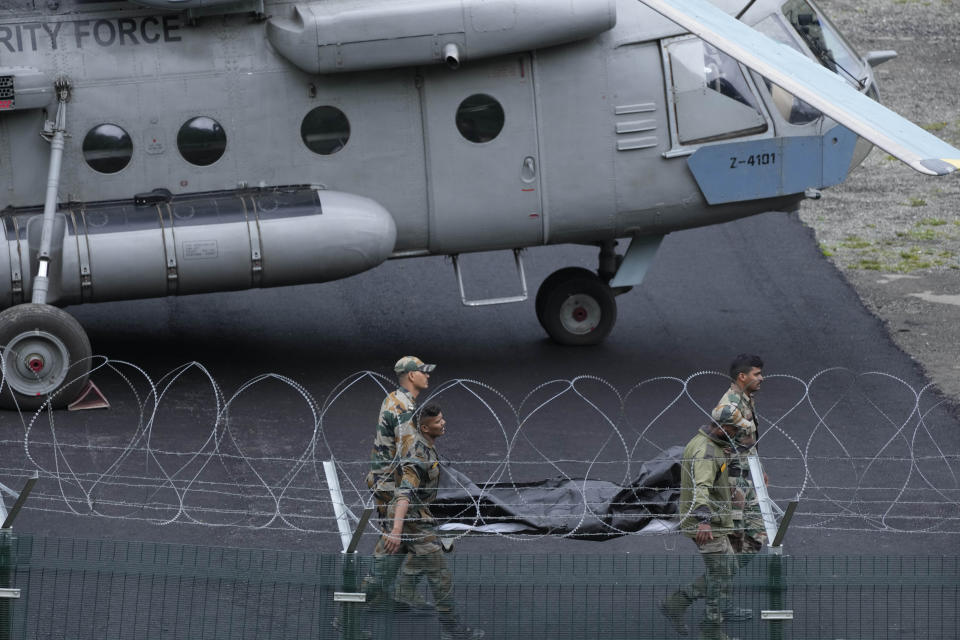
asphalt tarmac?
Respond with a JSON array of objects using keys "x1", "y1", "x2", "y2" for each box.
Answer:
[{"x1": 4, "y1": 210, "x2": 956, "y2": 559}]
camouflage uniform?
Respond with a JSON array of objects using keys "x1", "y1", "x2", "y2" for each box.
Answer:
[
  {"x1": 661, "y1": 426, "x2": 738, "y2": 639},
  {"x1": 711, "y1": 383, "x2": 768, "y2": 555},
  {"x1": 379, "y1": 432, "x2": 457, "y2": 619},
  {"x1": 362, "y1": 387, "x2": 418, "y2": 600},
  {"x1": 366, "y1": 387, "x2": 418, "y2": 521}
]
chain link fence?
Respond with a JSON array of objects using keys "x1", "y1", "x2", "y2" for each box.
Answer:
[{"x1": 0, "y1": 533, "x2": 955, "y2": 639}]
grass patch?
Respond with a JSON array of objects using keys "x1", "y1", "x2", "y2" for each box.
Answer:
[
  {"x1": 893, "y1": 247, "x2": 934, "y2": 272},
  {"x1": 819, "y1": 243, "x2": 835, "y2": 257},
  {"x1": 854, "y1": 258, "x2": 883, "y2": 270},
  {"x1": 908, "y1": 227, "x2": 936, "y2": 240},
  {"x1": 893, "y1": 220, "x2": 952, "y2": 242},
  {"x1": 907, "y1": 197, "x2": 927, "y2": 207},
  {"x1": 850, "y1": 245, "x2": 952, "y2": 273},
  {"x1": 923, "y1": 121, "x2": 948, "y2": 132},
  {"x1": 838, "y1": 235, "x2": 872, "y2": 249},
  {"x1": 896, "y1": 227, "x2": 940, "y2": 241}
]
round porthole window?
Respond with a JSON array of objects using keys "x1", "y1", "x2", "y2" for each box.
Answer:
[
  {"x1": 177, "y1": 116, "x2": 227, "y2": 166},
  {"x1": 82, "y1": 124, "x2": 133, "y2": 174},
  {"x1": 301, "y1": 106, "x2": 350, "y2": 155},
  {"x1": 455, "y1": 94, "x2": 504, "y2": 143}
]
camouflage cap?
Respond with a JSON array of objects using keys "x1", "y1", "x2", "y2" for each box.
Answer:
[{"x1": 394, "y1": 356, "x2": 436, "y2": 375}]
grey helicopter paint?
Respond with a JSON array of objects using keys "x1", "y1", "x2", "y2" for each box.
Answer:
[{"x1": 0, "y1": 0, "x2": 958, "y2": 409}]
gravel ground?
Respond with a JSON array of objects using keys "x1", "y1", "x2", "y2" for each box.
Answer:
[{"x1": 797, "y1": 0, "x2": 960, "y2": 403}]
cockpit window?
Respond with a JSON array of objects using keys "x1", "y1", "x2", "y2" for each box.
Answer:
[
  {"x1": 781, "y1": 0, "x2": 864, "y2": 88},
  {"x1": 753, "y1": 15, "x2": 822, "y2": 125},
  {"x1": 665, "y1": 38, "x2": 768, "y2": 145}
]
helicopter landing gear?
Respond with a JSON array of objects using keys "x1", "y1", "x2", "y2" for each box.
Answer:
[
  {"x1": 536, "y1": 268, "x2": 617, "y2": 345},
  {"x1": 536, "y1": 237, "x2": 661, "y2": 345},
  {"x1": 0, "y1": 303, "x2": 92, "y2": 411}
]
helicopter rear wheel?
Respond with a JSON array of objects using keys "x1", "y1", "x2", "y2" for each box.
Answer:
[
  {"x1": 0, "y1": 303, "x2": 92, "y2": 411},
  {"x1": 539, "y1": 271, "x2": 617, "y2": 345}
]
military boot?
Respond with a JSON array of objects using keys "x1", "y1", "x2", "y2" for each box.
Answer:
[
  {"x1": 658, "y1": 592, "x2": 692, "y2": 636},
  {"x1": 439, "y1": 621, "x2": 485, "y2": 640},
  {"x1": 697, "y1": 620, "x2": 739, "y2": 640},
  {"x1": 439, "y1": 614, "x2": 485, "y2": 640}
]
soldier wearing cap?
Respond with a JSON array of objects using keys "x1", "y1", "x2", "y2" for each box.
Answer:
[
  {"x1": 362, "y1": 356, "x2": 436, "y2": 609},
  {"x1": 660, "y1": 420, "x2": 739, "y2": 640}
]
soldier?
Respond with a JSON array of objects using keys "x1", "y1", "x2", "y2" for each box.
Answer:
[
  {"x1": 710, "y1": 353, "x2": 767, "y2": 622},
  {"x1": 660, "y1": 420, "x2": 740, "y2": 640},
  {"x1": 362, "y1": 356, "x2": 435, "y2": 610},
  {"x1": 382, "y1": 404, "x2": 484, "y2": 640}
]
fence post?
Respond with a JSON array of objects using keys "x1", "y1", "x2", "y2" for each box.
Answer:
[
  {"x1": 325, "y1": 459, "x2": 376, "y2": 640},
  {"x1": 747, "y1": 455, "x2": 796, "y2": 637},
  {"x1": 0, "y1": 531, "x2": 9, "y2": 640},
  {"x1": 0, "y1": 474, "x2": 36, "y2": 640},
  {"x1": 339, "y1": 554, "x2": 361, "y2": 640},
  {"x1": 767, "y1": 551, "x2": 784, "y2": 640}
]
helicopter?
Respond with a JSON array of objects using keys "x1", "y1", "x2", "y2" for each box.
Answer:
[{"x1": 0, "y1": 0, "x2": 957, "y2": 409}]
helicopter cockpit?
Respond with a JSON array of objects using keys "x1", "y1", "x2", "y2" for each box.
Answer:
[{"x1": 656, "y1": 0, "x2": 887, "y2": 176}]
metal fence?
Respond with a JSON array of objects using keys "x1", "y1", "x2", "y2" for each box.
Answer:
[{"x1": 0, "y1": 533, "x2": 955, "y2": 639}]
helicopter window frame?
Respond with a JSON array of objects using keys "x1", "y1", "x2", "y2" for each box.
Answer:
[
  {"x1": 300, "y1": 105, "x2": 351, "y2": 155},
  {"x1": 455, "y1": 93, "x2": 506, "y2": 144},
  {"x1": 176, "y1": 115, "x2": 228, "y2": 167},
  {"x1": 659, "y1": 35, "x2": 774, "y2": 158},
  {"x1": 82, "y1": 122, "x2": 135, "y2": 175},
  {"x1": 779, "y1": 0, "x2": 865, "y2": 89},
  {"x1": 751, "y1": 14, "x2": 824, "y2": 126}
]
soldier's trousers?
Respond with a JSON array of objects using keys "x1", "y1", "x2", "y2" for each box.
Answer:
[
  {"x1": 362, "y1": 475, "x2": 420, "y2": 599},
  {"x1": 731, "y1": 473, "x2": 767, "y2": 562},
  {"x1": 395, "y1": 549, "x2": 455, "y2": 617},
  {"x1": 674, "y1": 535, "x2": 737, "y2": 629},
  {"x1": 369, "y1": 502, "x2": 455, "y2": 617}
]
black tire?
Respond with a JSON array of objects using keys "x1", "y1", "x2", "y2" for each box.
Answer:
[
  {"x1": 0, "y1": 303, "x2": 92, "y2": 411},
  {"x1": 541, "y1": 273, "x2": 617, "y2": 346},
  {"x1": 535, "y1": 267, "x2": 596, "y2": 329}
]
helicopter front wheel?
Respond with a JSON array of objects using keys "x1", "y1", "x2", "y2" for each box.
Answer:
[
  {"x1": 537, "y1": 269, "x2": 617, "y2": 345},
  {"x1": 0, "y1": 303, "x2": 92, "y2": 411}
]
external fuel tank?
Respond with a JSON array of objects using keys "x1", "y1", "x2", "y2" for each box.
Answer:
[{"x1": 0, "y1": 187, "x2": 397, "y2": 309}]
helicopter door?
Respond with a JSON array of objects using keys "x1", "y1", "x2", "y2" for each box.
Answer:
[{"x1": 422, "y1": 54, "x2": 543, "y2": 254}]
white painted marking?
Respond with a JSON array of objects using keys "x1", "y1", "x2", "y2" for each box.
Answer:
[
  {"x1": 908, "y1": 291, "x2": 960, "y2": 307},
  {"x1": 876, "y1": 274, "x2": 921, "y2": 284}
]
